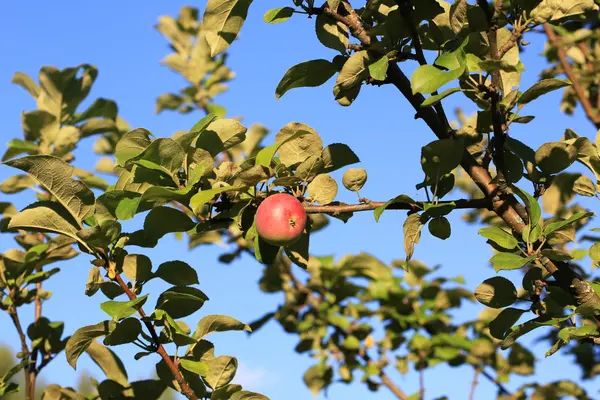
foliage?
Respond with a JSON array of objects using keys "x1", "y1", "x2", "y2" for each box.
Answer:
[{"x1": 3, "y1": 1, "x2": 600, "y2": 400}]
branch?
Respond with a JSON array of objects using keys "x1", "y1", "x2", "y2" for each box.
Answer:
[
  {"x1": 303, "y1": 198, "x2": 492, "y2": 214},
  {"x1": 380, "y1": 373, "x2": 409, "y2": 400},
  {"x1": 8, "y1": 306, "x2": 33, "y2": 400},
  {"x1": 544, "y1": 23, "x2": 600, "y2": 129},
  {"x1": 469, "y1": 368, "x2": 480, "y2": 400},
  {"x1": 113, "y1": 273, "x2": 199, "y2": 400},
  {"x1": 480, "y1": 369, "x2": 511, "y2": 396}
]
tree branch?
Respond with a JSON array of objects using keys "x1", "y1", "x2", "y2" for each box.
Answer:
[
  {"x1": 480, "y1": 369, "x2": 511, "y2": 396},
  {"x1": 380, "y1": 373, "x2": 409, "y2": 400},
  {"x1": 113, "y1": 273, "x2": 199, "y2": 400},
  {"x1": 303, "y1": 198, "x2": 492, "y2": 214},
  {"x1": 8, "y1": 306, "x2": 33, "y2": 400},
  {"x1": 544, "y1": 23, "x2": 600, "y2": 129},
  {"x1": 469, "y1": 368, "x2": 480, "y2": 400}
]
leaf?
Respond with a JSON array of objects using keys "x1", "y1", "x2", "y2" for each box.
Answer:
[
  {"x1": 404, "y1": 213, "x2": 423, "y2": 261},
  {"x1": 474, "y1": 277, "x2": 518, "y2": 308},
  {"x1": 589, "y1": 243, "x2": 600, "y2": 263},
  {"x1": 4, "y1": 155, "x2": 95, "y2": 225},
  {"x1": 276, "y1": 59, "x2": 338, "y2": 99},
  {"x1": 7, "y1": 201, "x2": 88, "y2": 249},
  {"x1": 142, "y1": 206, "x2": 196, "y2": 243},
  {"x1": 518, "y1": 79, "x2": 571, "y2": 104},
  {"x1": 315, "y1": 13, "x2": 348, "y2": 54},
  {"x1": 255, "y1": 130, "x2": 311, "y2": 167},
  {"x1": 194, "y1": 315, "x2": 251, "y2": 340},
  {"x1": 100, "y1": 294, "x2": 149, "y2": 321},
  {"x1": 103, "y1": 318, "x2": 142, "y2": 346},
  {"x1": 421, "y1": 138, "x2": 464, "y2": 177},
  {"x1": 197, "y1": 119, "x2": 247, "y2": 156},
  {"x1": 202, "y1": 0, "x2": 254, "y2": 56},
  {"x1": 275, "y1": 122, "x2": 323, "y2": 166},
  {"x1": 573, "y1": 175, "x2": 596, "y2": 196},
  {"x1": 65, "y1": 321, "x2": 115, "y2": 369},
  {"x1": 155, "y1": 286, "x2": 208, "y2": 319},
  {"x1": 303, "y1": 364, "x2": 333, "y2": 396},
  {"x1": 190, "y1": 185, "x2": 245, "y2": 215},
  {"x1": 115, "y1": 128, "x2": 152, "y2": 166},
  {"x1": 320, "y1": 143, "x2": 360, "y2": 173},
  {"x1": 527, "y1": 0, "x2": 598, "y2": 24},
  {"x1": 478, "y1": 227, "x2": 518, "y2": 249},
  {"x1": 254, "y1": 236, "x2": 280, "y2": 265},
  {"x1": 428, "y1": 216, "x2": 451, "y2": 239},
  {"x1": 307, "y1": 174, "x2": 338, "y2": 204},
  {"x1": 176, "y1": 114, "x2": 219, "y2": 151},
  {"x1": 122, "y1": 254, "x2": 153, "y2": 283},
  {"x1": 544, "y1": 211, "x2": 592, "y2": 236},
  {"x1": 180, "y1": 359, "x2": 209, "y2": 376},
  {"x1": 374, "y1": 194, "x2": 415, "y2": 222},
  {"x1": 285, "y1": 229, "x2": 310, "y2": 268},
  {"x1": 12, "y1": 71, "x2": 40, "y2": 98},
  {"x1": 342, "y1": 168, "x2": 367, "y2": 191},
  {"x1": 263, "y1": 7, "x2": 294, "y2": 23},
  {"x1": 535, "y1": 142, "x2": 577, "y2": 174},
  {"x1": 95, "y1": 190, "x2": 142, "y2": 223},
  {"x1": 489, "y1": 308, "x2": 528, "y2": 339},
  {"x1": 231, "y1": 391, "x2": 269, "y2": 400},
  {"x1": 212, "y1": 384, "x2": 243, "y2": 400},
  {"x1": 154, "y1": 261, "x2": 199, "y2": 286},
  {"x1": 421, "y1": 87, "x2": 462, "y2": 107},
  {"x1": 412, "y1": 64, "x2": 465, "y2": 95},
  {"x1": 334, "y1": 50, "x2": 371, "y2": 92},
  {"x1": 512, "y1": 186, "x2": 542, "y2": 228},
  {"x1": 2, "y1": 139, "x2": 39, "y2": 162},
  {"x1": 85, "y1": 340, "x2": 129, "y2": 387},
  {"x1": 205, "y1": 356, "x2": 238, "y2": 389},
  {"x1": 368, "y1": 55, "x2": 389, "y2": 81},
  {"x1": 295, "y1": 156, "x2": 324, "y2": 181},
  {"x1": 490, "y1": 253, "x2": 535, "y2": 272},
  {"x1": 127, "y1": 138, "x2": 185, "y2": 181},
  {"x1": 500, "y1": 316, "x2": 566, "y2": 349}
]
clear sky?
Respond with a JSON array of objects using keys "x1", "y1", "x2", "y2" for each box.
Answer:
[{"x1": 1, "y1": 1, "x2": 599, "y2": 399}]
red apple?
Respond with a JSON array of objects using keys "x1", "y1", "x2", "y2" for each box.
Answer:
[{"x1": 256, "y1": 193, "x2": 306, "y2": 246}]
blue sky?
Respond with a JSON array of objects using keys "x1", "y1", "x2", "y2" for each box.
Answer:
[{"x1": 1, "y1": 1, "x2": 599, "y2": 399}]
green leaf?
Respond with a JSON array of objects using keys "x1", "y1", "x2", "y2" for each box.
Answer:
[
  {"x1": 368, "y1": 55, "x2": 389, "y2": 81},
  {"x1": 155, "y1": 286, "x2": 208, "y2": 319},
  {"x1": 535, "y1": 142, "x2": 577, "y2": 174},
  {"x1": 421, "y1": 87, "x2": 462, "y2": 107},
  {"x1": 95, "y1": 190, "x2": 142, "y2": 224},
  {"x1": 115, "y1": 128, "x2": 152, "y2": 166},
  {"x1": 544, "y1": 211, "x2": 593, "y2": 236},
  {"x1": 211, "y1": 384, "x2": 243, "y2": 400},
  {"x1": 12, "y1": 71, "x2": 40, "y2": 98},
  {"x1": 490, "y1": 253, "x2": 535, "y2": 272},
  {"x1": 421, "y1": 138, "x2": 464, "y2": 177},
  {"x1": 512, "y1": 186, "x2": 542, "y2": 228},
  {"x1": 478, "y1": 227, "x2": 518, "y2": 249},
  {"x1": 2, "y1": 139, "x2": 39, "y2": 162},
  {"x1": 255, "y1": 130, "x2": 311, "y2": 167},
  {"x1": 303, "y1": 364, "x2": 333, "y2": 396},
  {"x1": 190, "y1": 185, "x2": 245, "y2": 215},
  {"x1": 334, "y1": 50, "x2": 371, "y2": 92},
  {"x1": 276, "y1": 60, "x2": 338, "y2": 99},
  {"x1": 285, "y1": 229, "x2": 310, "y2": 268},
  {"x1": 4, "y1": 155, "x2": 95, "y2": 225},
  {"x1": 230, "y1": 390, "x2": 269, "y2": 400},
  {"x1": 411, "y1": 64, "x2": 465, "y2": 95},
  {"x1": 275, "y1": 122, "x2": 323, "y2": 166},
  {"x1": 573, "y1": 175, "x2": 596, "y2": 197},
  {"x1": 315, "y1": 13, "x2": 348, "y2": 54},
  {"x1": 65, "y1": 321, "x2": 115, "y2": 369},
  {"x1": 374, "y1": 194, "x2": 415, "y2": 222},
  {"x1": 180, "y1": 359, "x2": 209, "y2": 376},
  {"x1": 518, "y1": 79, "x2": 571, "y2": 105},
  {"x1": 428, "y1": 216, "x2": 451, "y2": 239},
  {"x1": 307, "y1": 174, "x2": 338, "y2": 204},
  {"x1": 489, "y1": 308, "x2": 528, "y2": 339},
  {"x1": 127, "y1": 138, "x2": 185, "y2": 183},
  {"x1": 197, "y1": 119, "x2": 247, "y2": 156},
  {"x1": 500, "y1": 316, "x2": 567, "y2": 349},
  {"x1": 194, "y1": 315, "x2": 251, "y2": 340},
  {"x1": 254, "y1": 235, "x2": 280, "y2": 265},
  {"x1": 141, "y1": 206, "x2": 196, "y2": 244},
  {"x1": 474, "y1": 277, "x2": 518, "y2": 308},
  {"x1": 77, "y1": 220, "x2": 121, "y2": 249},
  {"x1": 100, "y1": 295, "x2": 149, "y2": 321},
  {"x1": 7, "y1": 201, "x2": 90, "y2": 251},
  {"x1": 321, "y1": 143, "x2": 360, "y2": 173},
  {"x1": 154, "y1": 261, "x2": 199, "y2": 286},
  {"x1": 202, "y1": 0, "x2": 254, "y2": 56},
  {"x1": 589, "y1": 243, "x2": 600, "y2": 263},
  {"x1": 121, "y1": 254, "x2": 153, "y2": 283},
  {"x1": 0, "y1": 174, "x2": 36, "y2": 194},
  {"x1": 205, "y1": 356, "x2": 238, "y2": 389},
  {"x1": 342, "y1": 168, "x2": 367, "y2": 192},
  {"x1": 103, "y1": 318, "x2": 142, "y2": 346},
  {"x1": 85, "y1": 340, "x2": 129, "y2": 387},
  {"x1": 404, "y1": 213, "x2": 423, "y2": 261},
  {"x1": 263, "y1": 7, "x2": 294, "y2": 23},
  {"x1": 176, "y1": 114, "x2": 219, "y2": 151}
]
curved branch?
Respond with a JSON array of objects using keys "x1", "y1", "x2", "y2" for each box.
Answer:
[{"x1": 303, "y1": 198, "x2": 492, "y2": 214}]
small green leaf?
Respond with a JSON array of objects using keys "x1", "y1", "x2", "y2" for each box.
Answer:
[
  {"x1": 404, "y1": 213, "x2": 423, "y2": 261},
  {"x1": 368, "y1": 55, "x2": 389, "y2": 81},
  {"x1": 103, "y1": 318, "x2": 142, "y2": 346},
  {"x1": 154, "y1": 261, "x2": 199, "y2": 286},
  {"x1": 428, "y1": 217, "x2": 451, "y2": 239},
  {"x1": 194, "y1": 315, "x2": 251, "y2": 340},
  {"x1": 205, "y1": 356, "x2": 238, "y2": 389},
  {"x1": 411, "y1": 64, "x2": 465, "y2": 95},
  {"x1": 490, "y1": 253, "x2": 535, "y2": 272},
  {"x1": 121, "y1": 254, "x2": 153, "y2": 283},
  {"x1": 100, "y1": 295, "x2": 149, "y2": 321},
  {"x1": 489, "y1": 308, "x2": 528, "y2": 339},
  {"x1": 342, "y1": 168, "x2": 367, "y2": 192},
  {"x1": 544, "y1": 212, "x2": 592, "y2": 236},
  {"x1": 374, "y1": 194, "x2": 415, "y2": 222},
  {"x1": 65, "y1": 321, "x2": 115, "y2": 369},
  {"x1": 421, "y1": 87, "x2": 462, "y2": 107},
  {"x1": 518, "y1": 79, "x2": 572, "y2": 105},
  {"x1": 478, "y1": 227, "x2": 518, "y2": 249},
  {"x1": 535, "y1": 142, "x2": 577, "y2": 174},
  {"x1": 155, "y1": 286, "x2": 208, "y2": 319},
  {"x1": 316, "y1": 13, "x2": 349, "y2": 54},
  {"x1": 474, "y1": 277, "x2": 517, "y2": 308},
  {"x1": 320, "y1": 143, "x2": 360, "y2": 173},
  {"x1": 180, "y1": 359, "x2": 209, "y2": 376},
  {"x1": 190, "y1": 185, "x2": 245, "y2": 215},
  {"x1": 276, "y1": 59, "x2": 338, "y2": 99},
  {"x1": 303, "y1": 364, "x2": 333, "y2": 396},
  {"x1": 512, "y1": 186, "x2": 542, "y2": 229},
  {"x1": 307, "y1": 174, "x2": 338, "y2": 204},
  {"x1": 421, "y1": 138, "x2": 464, "y2": 177},
  {"x1": 202, "y1": 0, "x2": 253, "y2": 57},
  {"x1": 263, "y1": 7, "x2": 294, "y2": 23}
]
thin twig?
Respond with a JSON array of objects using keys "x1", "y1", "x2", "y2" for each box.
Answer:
[
  {"x1": 481, "y1": 369, "x2": 511, "y2": 396},
  {"x1": 469, "y1": 368, "x2": 481, "y2": 400},
  {"x1": 8, "y1": 307, "x2": 32, "y2": 399},
  {"x1": 380, "y1": 373, "x2": 409, "y2": 400},
  {"x1": 544, "y1": 23, "x2": 600, "y2": 128},
  {"x1": 303, "y1": 198, "x2": 492, "y2": 214},
  {"x1": 113, "y1": 273, "x2": 199, "y2": 400}
]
